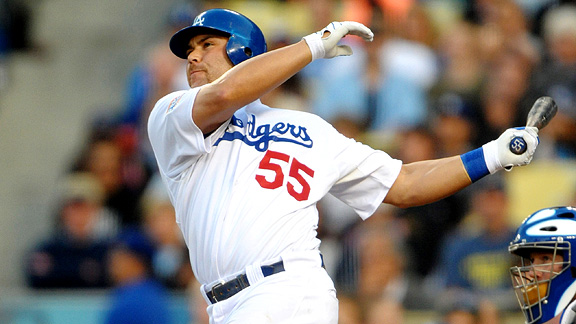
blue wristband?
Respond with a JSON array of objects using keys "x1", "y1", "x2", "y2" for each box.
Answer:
[{"x1": 460, "y1": 147, "x2": 490, "y2": 182}]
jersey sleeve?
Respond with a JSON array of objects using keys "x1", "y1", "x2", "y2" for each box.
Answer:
[
  {"x1": 147, "y1": 88, "x2": 224, "y2": 179},
  {"x1": 329, "y1": 145, "x2": 402, "y2": 220}
]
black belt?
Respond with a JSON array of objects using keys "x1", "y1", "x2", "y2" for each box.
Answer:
[{"x1": 206, "y1": 260, "x2": 285, "y2": 304}]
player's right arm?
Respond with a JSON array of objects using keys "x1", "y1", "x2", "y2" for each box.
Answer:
[{"x1": 193, "y1": 22, "x2": 374, "y2": 135}]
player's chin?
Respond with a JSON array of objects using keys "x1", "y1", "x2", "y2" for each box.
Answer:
[{"x1": 188, "y1": 75, "x2": 208, "y2": 88}]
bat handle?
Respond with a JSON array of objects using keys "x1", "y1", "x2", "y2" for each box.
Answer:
[{"x1": 509, "y1": 136, "x2": 527, "y2": 155}]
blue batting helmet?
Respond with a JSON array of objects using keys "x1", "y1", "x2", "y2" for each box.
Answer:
[
  {"x1": 169, "y1": 8, "x2": 267, "y2": 65},
  {"x1": 508, "y1": 206, "x2": 576, "y2": 324}
]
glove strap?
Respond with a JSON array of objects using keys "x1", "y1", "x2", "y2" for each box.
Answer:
[
  {"x1": 460, "y1": 147, "x2": 490, "y2": 182},
  {"x1": 302, "y1": 34, "x2": 325, "y2": 61}
]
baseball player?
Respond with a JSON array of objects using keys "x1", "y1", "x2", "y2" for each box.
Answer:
[
  {"x1": 147, "y1": 8, "x2": 539, "y2": 324},
  {"x1": 509, "y1": 206, "x2": 576, "y2": 324}
]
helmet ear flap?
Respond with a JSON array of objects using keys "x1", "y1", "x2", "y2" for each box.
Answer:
[{"x1": 226, "y1": 35, "x2": 254, "y2": 65}]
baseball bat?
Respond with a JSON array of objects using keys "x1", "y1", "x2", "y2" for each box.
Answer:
[{"x1": 509, "y1": 96, "x2": 558, "y2": 155}]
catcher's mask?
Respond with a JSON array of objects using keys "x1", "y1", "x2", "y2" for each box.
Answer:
[{"x1": 509, "y1": 206, "x2": 576, "y2": 324}]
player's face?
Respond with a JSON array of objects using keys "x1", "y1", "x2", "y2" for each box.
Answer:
[
  {"x1": 525, "y1": 251, "x2": 564, "y2": 281},
  {"x1": 185, "y1": 34, "x2": 233, "y2": 88},
  {"x1": 511, "y1": 250, "x2": 565, "y2": 307}
]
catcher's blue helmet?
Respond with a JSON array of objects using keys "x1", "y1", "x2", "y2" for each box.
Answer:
[
  {"x1": 508, "y1": 206, "x2": 576, "y2": 324},
  {"x1": 169, "y1": 8, "x2": 267, "y2": 65}
]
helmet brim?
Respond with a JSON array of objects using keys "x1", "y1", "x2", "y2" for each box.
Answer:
[{"x1": 169, "y1": 26, "x2": 230, "y2": 59}]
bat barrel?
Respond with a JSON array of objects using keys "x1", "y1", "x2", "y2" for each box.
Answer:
[
  {"x1": 509, "y1": 96, "x2": 557, "y2": 155},
  {"x1": 526, "y1": 96, "x2": 558, "y2": 129}
]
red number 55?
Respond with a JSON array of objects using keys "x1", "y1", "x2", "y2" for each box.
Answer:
[{"x1": 255, "y1": 150, "x2": 315, "y2": 201}]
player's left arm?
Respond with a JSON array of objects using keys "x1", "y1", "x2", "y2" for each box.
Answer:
[
  {"x1": 194, "y1": 22, "x2": 373, "y2": 134},
  {"x1": 384, "y1": 126, "x2": 539, "y2": 208},
  {"x1": 194, "y1": 41, "x2": 312, "y2": 134}
]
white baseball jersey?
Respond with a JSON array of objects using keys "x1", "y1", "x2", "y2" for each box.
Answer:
[{"x1": 147, "y1": 87, "x2": 402, "y2": 285}]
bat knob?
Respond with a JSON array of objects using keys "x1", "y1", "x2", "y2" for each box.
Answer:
[{"x1": 509, "y1": 136, "x2": 527, "y2": 155}]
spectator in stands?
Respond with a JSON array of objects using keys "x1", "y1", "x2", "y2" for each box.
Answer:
[
  {"x1": 121, "y1": 2, "x2": 197, "y2": 170},
  {"x1": 364, "y1": 297, "x2": 405, "y2": 324},
  {"x1": 71, "y1": 128, "x2": 148, "y2": 227},
  {"x1": 304, "y1": 2, "x2": 438, "y2": 133},
  {"x1": 432, "y1": 19, "x2": 484, "y2": 103},
  {"x1": 338, "y1": 288, "x2": 405, "y2": 324},
  {"x1": 341, "y1": 0, "x2": 414, "y2": 28},
  {"x1": 301, "y1": 30, "x2": 371, "y2": 127},
  {"x1": 141, "y1": 196, "x2": 192, "y2": 290},
  {"x1": 393, "y1": 127, "x2": 470, "y2": 280},
  {"x1": 337, "y1": 294, "x2": 364, "y2": 324},
  {"x1": 430, "y1": 95, "x2": 478, "y2": 157},
  {"x1": 368, "y1": 3, "x2": 439, "y2": 133},
  {"x1": 104, "y1": 228, "x2": 171, "y2": 324},
  {"x1": 260, "y1": 31, "x2": 309, "y2": 112},
  {"x1": 25, "y1": 172, "x2": 114, "y2": 289},
  {"x1": 475, "y1": 48, "x2": 534, "y2": 146},
  {"x1": 335, "y1": 205, "x2": 408, "y2": 315},
  {"x1": 429, "y1": 20, "x2": 483, "y2": 150},
  {"x1": 431, "y1": 175, "x2": 517, "y2": 324},
  {"x1": 524, "y1": 4, "x2": 576, "y2": 159},
  {"x1": 429, "y1": 302, "x2": 499, "y2": 324},
  {"x1": 187, "y1": 279, "x2": 209, "y2": 324},
  {"x1": 449, "y1": 0, "x2": 538, "y2": 147},
  {"x1": 472, "y1": 0, "x2": 539, "y2": 67}
]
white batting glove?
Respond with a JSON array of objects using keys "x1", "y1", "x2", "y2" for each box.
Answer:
[
  {"x1": 302, "y1": 21, "x2": 374, "y2": 61},
  {"x1": 482, "y1": 126, "x2": 539, "y2": 172}
]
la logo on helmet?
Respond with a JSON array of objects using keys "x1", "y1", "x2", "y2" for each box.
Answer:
[{"x1": 194, "y1": 16, "x2": 205, "y2": 26}]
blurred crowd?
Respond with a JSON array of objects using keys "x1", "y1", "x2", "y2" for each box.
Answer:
[{"x1": 15, "y1": 0, "x2": 576, "y2": 323}]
